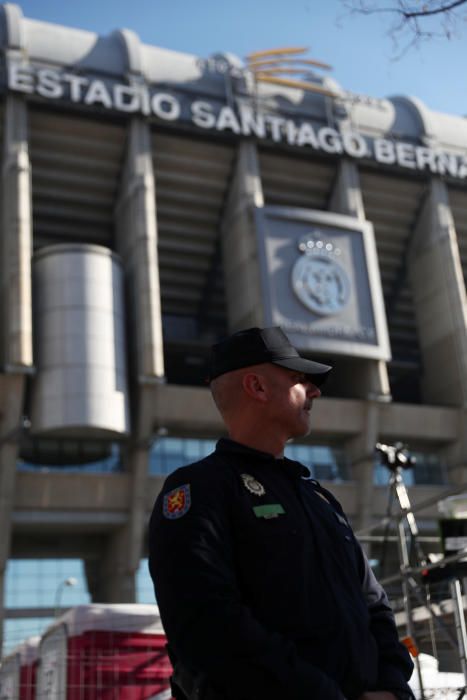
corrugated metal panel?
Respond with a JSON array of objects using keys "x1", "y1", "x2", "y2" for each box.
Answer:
[
  {"x1": 447, "y1": 186, "x2": 467, "y2": 290},
  {"x1": 360, "y1": 168, "x2": 427, "y2": 394},
  {"x1": 152, "y1": 130, "x2": 235, "y2": 327},
  {"x1": 258, "y1": 148, "x2": 336, "y2": 209},
  {"x1": 29, "y1": 109, "x2": 125, "y2": 248}
]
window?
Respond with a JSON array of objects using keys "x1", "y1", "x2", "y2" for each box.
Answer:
[
  {"x1": 149, "y1": 437, "x2": 217, "y2": 475},
  {"x1": 4, "y1": 559, "x2": 90, "y2": 655},
  {"x1": 17, "y1": 442, "x2": 122, "y2": 473},
  {"x1": 148, "y1": 438, "x2": 349, "y2": 481},
  {"x1": 284, "y1": 444, "x2": 349, "y2": 481},
  {"x1": 136, "y1": 559, "x2": 155, "y2": 605}
]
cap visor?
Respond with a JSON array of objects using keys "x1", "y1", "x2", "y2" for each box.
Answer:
[{"x1": 273, "y1": 357, "x2": 332, "y2": 387}]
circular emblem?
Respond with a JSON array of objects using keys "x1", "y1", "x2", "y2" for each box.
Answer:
[
  {"x1": 240, "y1": 473, "x2": 266, "y2": 497},
  {"x1": 291, "y1": 236, "x2": 350, "y2": 316}
]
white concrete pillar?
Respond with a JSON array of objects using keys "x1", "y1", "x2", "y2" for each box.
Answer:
[
  {"x1": 444, "y1": 407, "x2": 467, "y2": 485},
  {"x1": 115, "y1": 118, "x2": 164, "y2": 380},
  {"x1": 1, "y1": 95, "x2": 33, "y2": 371},
  {"x1": 103, "y1": 119, "x2": 164, "y2": 602},
  {"x1": 329, "y1": 161, "x2": 388, "y2": 537},
  {"x1": 122, "y1": 384, "x2": 156, "y2": 597},
  {"x1": 84, "y1": 394, "x2": 152, "y2": 604},
  {"x1": 408, "y1": 179, "x2": 467, "y2": 406},
  {"x1": 221, "y1": 141, "x2": 265, "y2": 331},
  {"x1": 329, "y1": 159, "x2": 391, "y2": 401},
  {"x1": 347, "y1": 400, "x2": 380, "y2": 540},
  {"x1": 0, "y1": 89, "x2": 32, "y2": 653},
  {"x1": 0, "y1": 375, "x2": 27, "y2": 653}
]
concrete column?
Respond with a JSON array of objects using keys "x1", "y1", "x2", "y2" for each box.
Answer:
[
  {"x1": 83, "y1": 528, "x2": 135, "y2": 603},
  {"x1": 83, "y1": 401, "x2": 153, "y2": 604},
  {"x1": 221, "y1": 141, "x2": 265, "y2": 331},
  {"x1": 0, "y1": 375, "x2": 26, "y2": 653},
  {"x1": 408, "y1": 179, "x2": 467, "y2": 406},
  {"x1": 329, "y1": 161, "x2": 387, "y2": 537},
  {"x1": 1, "y1": 95, "x2": 33, "y2": 370},
  {"x1": 347, "y1": 400, "x2": 380, "y2": 541},
  {"x1": 105, "y1": 384, "x2": 155, "y2": 602},
  {"x1": 0, "y1": 91, "x2": 32, "y2": 653},
  {"x1": 444, "y1": 407, "x2": 467, "y2": 485},
  {"x1": 329, "y1": 159, "x2": 391, "y2": 401},
  {"x1": 115, "y1": 118, "x2": 164, "y2": 380},
  {"x1": 96, "y1": 118, "x2": 164, "y2": 603},
  {"x1": 328, "y1": 158, "x2": 366, "y2": 222}
]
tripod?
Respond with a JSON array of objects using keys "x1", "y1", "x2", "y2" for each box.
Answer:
[{"x1": 376, "y1": 443, "x2": 467, "y2": 700}]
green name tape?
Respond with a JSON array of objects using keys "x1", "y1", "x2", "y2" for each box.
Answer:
[{"x1": 253, "y1": 504, "x2": 285, "y2": 519}]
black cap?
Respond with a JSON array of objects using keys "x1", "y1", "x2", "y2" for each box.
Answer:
[{"x1": 209, "y1": 326, "x2": 332, "y2": 387}]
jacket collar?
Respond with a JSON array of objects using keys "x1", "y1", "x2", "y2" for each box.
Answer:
[{"x1": 215, "y1": 437, "x2": 310, "y2": 479}]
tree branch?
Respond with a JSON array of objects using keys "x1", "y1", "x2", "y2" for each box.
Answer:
[{"x1": 402, "y1": 0, "x2": 467, "y2": 18}]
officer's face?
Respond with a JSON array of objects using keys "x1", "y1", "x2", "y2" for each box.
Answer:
[{"x1": 264, "y1": 366, "x2": 321, "y2": 439}]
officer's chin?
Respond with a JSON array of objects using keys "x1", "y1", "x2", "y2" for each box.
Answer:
[{"x1": 287, "y1": 424, "x2": 312, "y2": 442}]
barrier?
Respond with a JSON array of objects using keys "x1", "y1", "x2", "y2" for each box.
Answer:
[
  {"x1": 0, "y1": 636, "x2": 40, "y2": 700},
  {"x1": 35, "y1": 605, "x2": 172, "y2": 700}
]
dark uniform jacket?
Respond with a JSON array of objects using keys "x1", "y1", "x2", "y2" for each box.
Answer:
[{"x1": 149, "y1": 438, "x2": 414, "y2": 700}]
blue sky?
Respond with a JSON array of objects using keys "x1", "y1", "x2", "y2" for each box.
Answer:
[{"x1": 13, "y1": 0, "x2": 467, "y2": 117}]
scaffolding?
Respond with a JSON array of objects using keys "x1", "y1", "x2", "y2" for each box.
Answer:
[{"x1": 358, "y1": 444, "x2": 467, "y2": 700}]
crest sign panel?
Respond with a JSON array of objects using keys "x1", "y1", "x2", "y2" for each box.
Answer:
[
  {"x1": 291, "y1": 235, "x2": 351, "y2": 316},
  {"x1": 255, "y1": 206, "x2": 390, "y2": 360}
]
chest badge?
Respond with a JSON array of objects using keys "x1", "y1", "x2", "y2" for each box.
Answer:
[{"x1": 241, "y1": 473, "x2": 266, "y2": 497}]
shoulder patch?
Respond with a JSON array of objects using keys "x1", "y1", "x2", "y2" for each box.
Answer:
[{"x1": 163, "y1": 484, "x2": 191, "y2": 519}]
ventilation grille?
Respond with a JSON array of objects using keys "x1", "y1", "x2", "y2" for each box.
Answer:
[
  {"x1": 258, "y1": 148, "x2": 337, "y2": 209},
  {"x1": 360, "y1": 168, "x2": 427, "y2": 397},
  {"x1": 29, "y1": 109, "x2": 125, "y2": 249},
  {"x1": 152, "y1": 130, "x2": 235, "y2": 333}
]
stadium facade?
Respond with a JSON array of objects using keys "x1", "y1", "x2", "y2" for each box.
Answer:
[{"x1": 0, "y1": 2, "x2": 466, "y2": 653}]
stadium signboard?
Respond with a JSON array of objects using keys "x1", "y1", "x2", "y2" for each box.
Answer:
[{"x1": 6, "y1": 60, "x2": 467, "y2": 180}]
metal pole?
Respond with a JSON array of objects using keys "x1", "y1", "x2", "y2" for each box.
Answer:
[
  {"x1": 397, "y1": 518, "x2": 425, "y2": 700},
  {"x1": 449, "y1": 578, "x2": 467, "y2": 687},
  {"x1": 391, "y1": 469, "x2": 425, "y2": 700}
]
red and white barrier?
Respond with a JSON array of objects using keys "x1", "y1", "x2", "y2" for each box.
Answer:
[
  {"x1": 36, "y1": 604, "x2": 172, "y2": 700},
  {"x1": 0, "y1": 636, "x2": 40, "y2": 700}
]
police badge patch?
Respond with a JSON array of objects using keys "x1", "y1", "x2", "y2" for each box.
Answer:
[
  {"x1": 240, "y1": 474, "x2": 266, "y2": 497},
  {"x1": 163, "y1": 484, "x2": 191, "y2": 519}
]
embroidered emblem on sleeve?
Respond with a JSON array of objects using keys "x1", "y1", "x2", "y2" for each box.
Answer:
[
  {"x1": 163, "y1": 484, "x2": 191, "y2": 519},
  {"x1": 240, "y1": 473, "x2": 265, "y2": 497}
]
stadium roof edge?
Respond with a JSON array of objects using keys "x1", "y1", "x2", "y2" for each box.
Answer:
[{"x1": 1, "y1": 2, "x2": 467, "y2": 151}]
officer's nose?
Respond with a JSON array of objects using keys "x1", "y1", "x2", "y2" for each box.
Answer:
[{"x1": 306, "y1": 381, "x2": 321, "y2": 399}]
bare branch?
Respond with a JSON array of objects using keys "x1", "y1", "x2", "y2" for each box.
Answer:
[
  {"x1": 402, "y1": 0, "x2": 467, "y2": 18},
  {"x1": 342, "y1": 0, "x2": 467, "y2": 54}
]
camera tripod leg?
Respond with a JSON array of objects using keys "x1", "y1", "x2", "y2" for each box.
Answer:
[
  {"x1": 397, "y1": 519, "x2": 426, "y2": 700},
  {"x1": 449, "y1": 578, "x2": 467, "y2": 689}
]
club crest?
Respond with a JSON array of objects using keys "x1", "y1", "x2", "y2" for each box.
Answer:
[
  {"x1": 241, "y1": 473, "x2": 266, "y2": 497},
  {"x1": 291, "y1": 233, "x2": 350, "y2": 316},
  {"x1": 163, "y1": 484, "x2": 191, "y2": 519}
]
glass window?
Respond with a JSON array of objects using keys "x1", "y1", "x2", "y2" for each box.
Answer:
[
  {"x1": 4, "y1": 559, "x2": 91, "y2": 655},
  {"x1": 284, "y1": 444, "x2": 349, "y2": 482},
  {"x1": 149, "y1": 437, "x2": 217, "y2": 476},
  {"x1": 3, "y1": 617, "x2": 54, "y2": 657},
  {"x1": 5, "y1": 559, "x2": 90, "y2": 609},
  {"x1": 148, "y1": 437, "x2": 349, "y2": 481},
  {"x1": 136, "y1": 559, "x2": 156, "y2": 605},
  {"x1": 17, "y1": 442, "x2": 122, "y2": 473}
]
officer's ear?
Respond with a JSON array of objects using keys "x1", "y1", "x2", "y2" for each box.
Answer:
[{"x1": 242, "y1": 372, "x2": 268, "y2": 403}]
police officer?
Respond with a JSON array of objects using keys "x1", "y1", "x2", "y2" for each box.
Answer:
[{"x1": 148, "y1": 327, "x2": 414, "y2": 700}]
